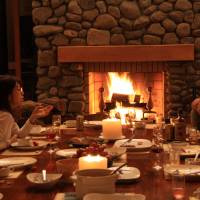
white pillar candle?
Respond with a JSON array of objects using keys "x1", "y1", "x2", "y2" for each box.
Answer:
[
  {"x1": 79, "y1": 155, "x2": 107, "y2": 170},
  {"x1": 102, "y1": 118, "x2": 122, "y2": 139}
]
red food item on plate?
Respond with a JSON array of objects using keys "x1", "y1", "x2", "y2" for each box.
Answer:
[{"x1": 33, "y1": 141, "x2": 39, "y2": 146}]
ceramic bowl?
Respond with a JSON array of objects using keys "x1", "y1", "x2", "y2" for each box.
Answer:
[{"x1": 26, "y1": 173, "x2": 62, "y2": 189}]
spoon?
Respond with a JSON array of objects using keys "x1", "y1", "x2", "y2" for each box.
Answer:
[{"x1": 110, "y1": 162, "x2": 127, "y2": 175}]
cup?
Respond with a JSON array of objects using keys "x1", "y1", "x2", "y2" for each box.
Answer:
[
  {"x1": 171, "y1": 171, "x2": 185, "y2": 200},
  {"x1": 75, "y1": 169, "x2": 117, "y2": 199}
]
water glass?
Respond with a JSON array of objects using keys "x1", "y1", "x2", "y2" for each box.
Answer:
[{"x1": 172, "y1": 172, "x2": 185, "y2": 200}]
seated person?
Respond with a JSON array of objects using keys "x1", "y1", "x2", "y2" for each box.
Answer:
[
  {"x1": 191, "y1": 97, "x2": 200, "y2": 130},
  {"x1": 0, "y1": 75, "x2": 53, "y2": 150}
]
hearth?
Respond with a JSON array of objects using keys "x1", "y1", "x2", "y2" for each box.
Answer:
[{"x1": 85, "y1": 65, "x2": 164, "y2": 118}]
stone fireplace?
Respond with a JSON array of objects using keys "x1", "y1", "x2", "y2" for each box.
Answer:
[{"x1": 32, "y1": 0, "x2": 199, "y2": 118}]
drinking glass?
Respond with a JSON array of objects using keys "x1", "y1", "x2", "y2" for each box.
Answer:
[
  {"x1": 52, "y1": 114, "x2": 61, "y2": 140},
  {"x1": 172, "y1": 171, "x2": 185, "y2": 200},
  {"x1": 152, "y1": 126, "x2": 163, "y2": 171},
  {"x1": 46, "y1": 127, "x2": 56, "y2": 154}
]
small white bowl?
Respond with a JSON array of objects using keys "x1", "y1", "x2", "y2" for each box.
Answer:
[
  {"x1": 26, "y1": 173, "x2": 62, "y2": 189},
  {"x1": 0, "y1": 167, "x2": 10, "y2": 178}
]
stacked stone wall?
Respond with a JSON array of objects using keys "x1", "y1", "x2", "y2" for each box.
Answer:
[{"x1": 32, "y1": 0, "x2": 200, "y2": 117}]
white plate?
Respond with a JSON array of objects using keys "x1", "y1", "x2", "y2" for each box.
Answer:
[
  {"x1": 105, "y1": 147, "x2": 126, "y2": 158},
  {"x1": 11, "y1": 140, "x2": 48, "y2": 151},
  {"x1": 109, "y1": 166, "x2": 140, "y2": 183},
  {"x1": 29, "y1": 125, "x2": 47, "y2": 136},
  {"x1": 84, "y1": 121, "x2": 102, "y2": 128},
  {"x1": 26, "y1": 173, "x2": 62, "y2": 188},
  {"x1": 0, "y1": 157, "x2": 37, "y2": 168},
  {"x1": 56, "y1": 149, "x2": 77, "y2": 158},
  {"x1": 164, "y1": 164, "x2": 200, "y2": 179},
  {"x1": 99, "y1": 135, "x2": 126, "y2": 141},
  {"x1": 181, "y1": 146, "x2": 200, "y2": 156},
  {"x1": 114, "y1": 139, "x2": 152, "y2": 151},
  {"x1": 84, "y1": 193, "x2": 146, "y2": 200}
]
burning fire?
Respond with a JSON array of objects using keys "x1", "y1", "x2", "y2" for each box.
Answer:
[
  {"x1": 107, "y1": 72, "x2": 135, "y2": 101},
  {"x1": 107, "y1": 72, "x2": 143, "y2": 124}
]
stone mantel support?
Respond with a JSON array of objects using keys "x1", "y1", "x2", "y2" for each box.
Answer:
[{"x1": 58, "y1": 44, "x2": 194, "y2": 63}]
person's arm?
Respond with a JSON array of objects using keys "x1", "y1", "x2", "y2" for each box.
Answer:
[
  {"x1": 13, "y1": 105, "x2": 53, "y2": 138},
  {"x1": 0, "y1": 112, "x2": 15, "y2": 150}
]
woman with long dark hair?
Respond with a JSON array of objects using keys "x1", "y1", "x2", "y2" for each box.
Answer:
[{"x1": 0, "y1": 75, "x2": 53, "y2": 150}]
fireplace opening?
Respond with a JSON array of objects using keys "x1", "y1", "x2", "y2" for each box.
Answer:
[{"x1": 85, "y1": 62, "x2": 165, "y2": 121}]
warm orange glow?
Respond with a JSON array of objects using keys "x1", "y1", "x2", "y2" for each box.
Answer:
[
  {"x1": 110, "y1": 102, "x2": 143, "y2": 124},
  {"x1": 79, "y1": 155, "x2": 107, "y2": 170},
  {"x1": 107, "y1": 72, "x2": 135, "y2": 101},
  {"x1": 107, "y1": 72, "x2": 144, "y2": 124}
]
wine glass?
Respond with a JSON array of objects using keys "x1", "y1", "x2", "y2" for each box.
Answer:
[
  {"x1": 46, "y1": 127, "x2": 56, "y2": 154},
  {"x1": 152, "y1": 126, "x2": 164, "y2": 171},
  {"x1": 52, "y1": 114, "x2": 61, "y2": 140}
]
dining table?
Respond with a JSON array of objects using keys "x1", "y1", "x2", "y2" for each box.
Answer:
[{"x1": 0, "y1": 125, "x2": 199, "y2": 200}]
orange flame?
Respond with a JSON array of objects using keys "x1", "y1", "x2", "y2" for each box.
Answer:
[
  {"x1": 107, "y1": 72, "x2": 135, "y2": 101},
  {"x1": 107, "y1": 73, "x2": 143, "y2": 123}
]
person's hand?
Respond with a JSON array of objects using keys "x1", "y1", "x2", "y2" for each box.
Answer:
[
  {"x1": 192, "y1": 98, "x2": 200, "y2": 114},
  {"x1": 29, "y1": 105, "x2": 53, "y2": 124}
]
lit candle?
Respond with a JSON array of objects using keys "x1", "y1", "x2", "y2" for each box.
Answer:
[
  {"x1": 79, "y1": 155, "x2": 107, "y2": 170},
  {"x1": 102, "y1": 118, "x2": 122, "y2": 139}
]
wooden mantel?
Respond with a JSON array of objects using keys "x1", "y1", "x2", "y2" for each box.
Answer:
[{"x1": 58, "y1": 44, "x2": 194, "y2": 63}]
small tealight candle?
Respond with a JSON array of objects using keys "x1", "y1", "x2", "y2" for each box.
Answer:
[
  {"x1": 78, "y1": 155, "x2": 107, "y2": 170},
  {"x1": 102, "y1": 118, "x2": 122, "y2": 139},
  {"x1": 42, "y1": 169, "x2": 47, "y2": 181}
]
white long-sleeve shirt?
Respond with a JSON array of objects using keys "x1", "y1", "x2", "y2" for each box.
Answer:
[{"x1": 0, "y1": 111, "x2": 33, "y2": 150}]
